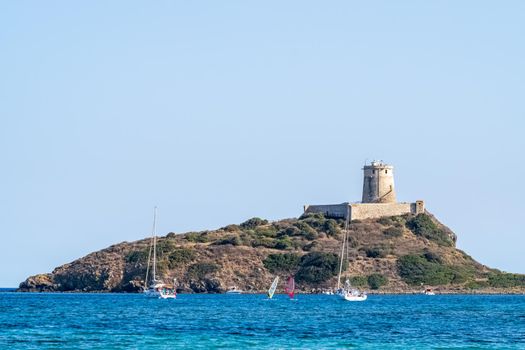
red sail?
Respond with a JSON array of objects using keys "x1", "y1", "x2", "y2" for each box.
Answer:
[{"x1": 285, "y1": 276, "x2": 295, "y2": 299}]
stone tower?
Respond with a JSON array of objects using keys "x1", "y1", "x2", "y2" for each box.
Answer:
[{"x1": 362, "y1": 161, "x2": 397, "y2": 203}]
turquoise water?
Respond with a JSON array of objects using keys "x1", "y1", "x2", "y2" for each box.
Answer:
[{"x1": 1, "y1": 293, "x2": 524, "y2": 349}]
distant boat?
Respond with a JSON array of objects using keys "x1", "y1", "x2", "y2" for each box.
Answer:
[
  {"x1": 226, "y1": 286, "x2": 243, "y2": 294},
  {"x1": 267, "y1": 277, "x2": 279, "y2": 299},
  {"x1": 336, "y1": 207, "x2": 367, "y2": 302},
  {"x1": 143, "y1": 207, "x2": 176, "y2": 299},
  {"x1": 285, "y1": 276, "x2": 295, "y2": 300},
  {"x1": 337, "y1": 279, "x2": 367, "y2": 302},
  {"x1": 423, "y1": 288, "x2": 436, "y2": 296}
]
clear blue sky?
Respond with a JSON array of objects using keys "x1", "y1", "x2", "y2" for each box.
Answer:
[{"x1": 1, "y1": 1, "x2": 524, "y2": 287}]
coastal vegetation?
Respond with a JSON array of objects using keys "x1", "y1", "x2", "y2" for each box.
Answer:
[
  {"x1": 405, "y1": 214, "x2": 454, "y2": 246},
  {"x1": 18, "y1": 213, "x2": 525, "y2": 294},
  {"x1": 397, "y1": 254, "x2": 471, "y2": 285},
  {"x1": 348, "y1": 274, "x2": 389, "y2": 290},
  {"x1": 295, "y1": 252, "x2": 341, "y2": 284}
]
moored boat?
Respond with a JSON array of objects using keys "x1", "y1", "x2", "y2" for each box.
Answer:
[
  {"x1": 335, "y1": 207, "x2": 367, "y2": 302},
  {"x1": 143, "y1": 207, "x2": 176, "y2": 299},
  {"x1": 423, "y1": 288, "x2": 435, "y2": 295},
  {"x1": 226, "y1": 286, "x2": 243, "y2": 294}
]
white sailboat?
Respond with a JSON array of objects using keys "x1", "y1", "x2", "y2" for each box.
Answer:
[
  {"x1": 267, "y1": 277, "x2": 279, "y2": 299},
  {"x1": 336, "y1": 208, "x2": 367, "y2": 302},
  {"x1": 143, "y1": 207, "x2": 176, "y2": 299}
]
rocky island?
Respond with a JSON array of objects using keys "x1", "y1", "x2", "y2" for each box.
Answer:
[
  {"x1": 19, "y1": 161, "x2": 525, "y2": 294},
  {"x1": 19, "y1": 212, "x2": 525, "y2": 294}
]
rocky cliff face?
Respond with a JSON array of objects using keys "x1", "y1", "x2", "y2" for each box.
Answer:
[{"x1": 18, "y1": 213, "x2": 525, "y2": 293}]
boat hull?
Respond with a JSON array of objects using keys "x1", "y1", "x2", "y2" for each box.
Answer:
[
  {"x1": 337, "y1": 289, "x2": 367, "y2": 302},
  {"x1": 144, "y1": 289, "x2": 176, "y2": 299},
  {"x1": 342, "y1": 294, "x2": 367, "y2": 302}
]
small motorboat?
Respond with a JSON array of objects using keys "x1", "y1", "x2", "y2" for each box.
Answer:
[
  {"x1": 226, "y1": 286, "x2": 243, "y2": 294},
  {"x1": 423, "y1": 288, "x2": 435, "y2": 296}
]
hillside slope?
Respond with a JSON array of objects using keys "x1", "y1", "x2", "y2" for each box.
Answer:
[{"x1": 19, "y1": 213, "x2": 525, "y2": 293}]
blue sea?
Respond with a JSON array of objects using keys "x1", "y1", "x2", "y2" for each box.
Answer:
[{"x1": 0, "y1": 292, "x2": 524, "y2": 349}]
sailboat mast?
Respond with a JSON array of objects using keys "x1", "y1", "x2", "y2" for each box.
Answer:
[
  {"x1": 144, "y1": 231, "x2": 154, "y2": 287},
  {"x1": 337, "y1": 206, "x2": 350, "y2": 289},
  {"x1": 337, "y1": 231, "x2": 346, "y2": 289},
  {"x1": 152, "y1": 206, "x2": 157, "y2": 282}
]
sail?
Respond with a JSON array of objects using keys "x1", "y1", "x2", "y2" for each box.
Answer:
[
  {"x1": 268, "y1": 277, "x2": 279, "y2": 299},
  {"x1": 285, "y1": 276, "x2": 295, "y2": 299}
]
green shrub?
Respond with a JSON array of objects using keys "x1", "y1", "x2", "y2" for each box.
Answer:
[
  {"x1": 168, "y1": 248, "x2": 195, "y2": 268},
  {"x1": 406, "y1": 214, "x2": 453, "y2": 246},
  {"x1": 296, "y1": 252, "x2": 341, "y2": 284},
  {"x1": 324, "y1": 219, "x2": 341, "y2": 237},
  {"x1": 391, "y1": 216, "x2": 407, "y2": 224},
  {"x1": 126, "y1": 249, "x2": 149, "y2": 264},
  {"x1": 276, "y1": 226, "x2": 301, "y2": 238},
  {"x1": 423, "y1": 250, "x2": 442, "y2": 264},
  {"x1": 274, "y1": 237, "x2": 293, "y2": 250},
  {"x1": 488, "y1": 273, "x2": 525, "y2": 288},
  {"x1": 348, "y1": 276, "x2": 368, "y2": 287},
  {"x1": 367, "y1": 274, "x2": 388, "y2": 289},
  {"x1": 294, "y1": 222, "x2": 318, "y2": 240},
  {"x1": 263, "y1": 253, "x2": 300, "y2": 273},
  {"x1": 214, "y1": 235, "x2": 242, "y2": 246},
  {"x1": 155, "y1": 259, "x2": 169, "y2": 275},
  {"x1": 398, "y1": 255, "x2": 449, "y2": 285},
  {"x1": 186, "y1": 262, "x2": 219, "y2": 280},
  {"x1": 299, "y1": 212, "x2": 325, "y2": 221},
  {"x1": 251, "y1": 237, "x2": 277, "y2": 249},
  {"x1": 255, "y1": 226, "x2": 278, "y2": 238},
  {"x1": 302, "y1": 241, "x2": 319, "y2": 251},
  {"x1": 293, "y1": 221, "x2": 313, "y2": 231},
  {"x1": 397, "y1": 254, "x2": 471, "y2": 286},
  {"x1": 156, "y1": 239, "x2": 177, "y2": 256},
  {"x1": 451, "y1": 268, "x2": 472, "y2": 284},
  {"x1": 240, "y1": 217, "x2": 268, "y2": 229},
  {"x1": 383, "y1": 226, "x2": 404, "y2": 238},
  {"x1": 378, "y1": 217, "x2": 394, "y2": 226},
  {"x1": 185, "y1": 232, "x2": 209, "y2": 243},
  {"x1": 347, "y1": 236, "x2": 359, "y2": 248},
  {"x1": 299, "y1": 213, "x2": 326, "y2": 229},
  {"x1": 303, "y1": 230, "x2": 318, "y2": 241},
  {"x1": 222, "y1": 224, "x2": 241, "y2": 232},
  {"x1": 291, "y1": 239, "x2": 303, "y2": 250},
  {"x1": 365, "y1": 247, "x2": 387, "y2": 258}
]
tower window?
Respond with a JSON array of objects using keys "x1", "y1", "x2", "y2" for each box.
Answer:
[{"x1": 385, "y1": 170, "x2": 388, "y2": 174}]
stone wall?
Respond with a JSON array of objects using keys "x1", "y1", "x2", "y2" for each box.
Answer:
[
  {"x1": 349, "y1": 203, "x2": 413, "y2": 221},
  {"x1": 303, "y1": 203, "x2": 348, "y2": 219},
  {"x1": 303, "y1": 201, "x2": 425, "y2": 221}
]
